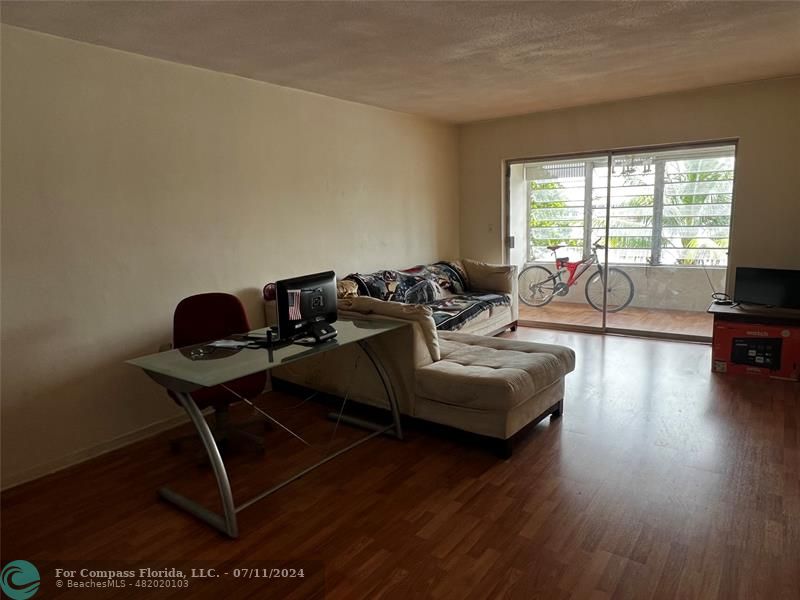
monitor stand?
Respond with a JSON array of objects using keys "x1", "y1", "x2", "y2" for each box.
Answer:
[{"x1": 295, "y1": 322, "x2": 338, "y2": 346}]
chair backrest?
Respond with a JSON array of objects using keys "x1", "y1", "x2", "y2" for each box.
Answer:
[{"x1": 173, "y1": 293, "x2": 250, "y2": 348}]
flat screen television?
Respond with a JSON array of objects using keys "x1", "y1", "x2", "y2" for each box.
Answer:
[
  {"x1": 275, "y1": 271, "x2": 338, "y2": 343},
  {"x1": 733, "y1": 267, "x2": 800, "y2": 309}
]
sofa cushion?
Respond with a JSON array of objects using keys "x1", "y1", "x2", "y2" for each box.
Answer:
[
  {"x1": 426, "y1": 293, "x2": 510, "y2": 332},
  {"x1": 463, "y1": 259, "x2": 516, "y2": 294},
  {"x1": 439, "y1": 331, "x2": 576, "y2": 371},
  {"x1": 440, "y1": 260, "x2": 470, "y2": 289},
  {"x1": 415, "y1": 334, "x2": 575, "y2": 411},
  {"x1": 402, "y1": 262, "x2": 468, "y2": 295},
  {"x1": 441, "y1": 300, "x2": 515, "y2": 337},
  {"x1": 404, "y1": 279, "x2": 446, "y2": 304}
]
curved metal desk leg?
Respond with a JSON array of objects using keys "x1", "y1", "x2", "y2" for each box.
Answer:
[
  {"x1": 158, "y1": 392, "x2": 238, "y2": 538},
  {"x1": 357, "y1": 339, "x2": 403, "y2": 440}
]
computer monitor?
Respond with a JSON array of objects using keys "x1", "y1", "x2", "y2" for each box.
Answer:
[
  {"x1": 734, "y1": 267, "x2": 800, "y2": 309},
  {"x1": 275, "y1": 271, "x2": 338, "y2": 343}
]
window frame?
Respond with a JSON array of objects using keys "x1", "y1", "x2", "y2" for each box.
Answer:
[{"x1": 506, "y1": 139, "x2": 739, "y2": 268}]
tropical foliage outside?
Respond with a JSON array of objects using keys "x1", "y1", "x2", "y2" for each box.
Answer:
[{"x1": 528, "y1": 150, "x2": 734, "y2": 266}]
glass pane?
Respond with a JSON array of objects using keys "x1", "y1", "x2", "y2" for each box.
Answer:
[
  {"x1": 517, "y1": 156, "x2": 608, "y2": 329},
  {"x1": 127, "y1": 319, "x2": 406, "y2": 388},
  {"x1": 605, "y1": 144, "x2": 736, "y2": 338},
  {"x1": 593, "y1": 155, "x2": 655, "y2": 265}
]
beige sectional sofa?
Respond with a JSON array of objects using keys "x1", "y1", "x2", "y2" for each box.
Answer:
[{"x1": 269, "y1": 296, "x2": 575, "y2": 455}]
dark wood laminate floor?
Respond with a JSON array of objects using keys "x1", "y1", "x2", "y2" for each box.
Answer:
[
  {"x1": 519, "y1": 302, "x2": 713, "y2": 338},
  {"x1": 2, "y1": 330, "x2": 798, "y2": 599}
]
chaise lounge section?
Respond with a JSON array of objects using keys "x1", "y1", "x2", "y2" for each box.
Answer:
[{"x1": 415, "y1": 331, "x2": 573, "y2": 455}]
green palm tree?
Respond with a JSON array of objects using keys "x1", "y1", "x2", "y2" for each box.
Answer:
[
  {"x1": 661, "y1": 157, "x2": 732, "y2": 265},
  {"x1": 527, "y1": 156, "x2": 732, "y2": 266}
]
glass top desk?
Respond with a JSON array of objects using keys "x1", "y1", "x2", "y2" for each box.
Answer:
[{"x1": 127, "y1": 318, "x2": 407, "y2": 538}]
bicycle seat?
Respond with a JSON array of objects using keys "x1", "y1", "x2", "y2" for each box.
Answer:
[{"x1": 546, "y1": 244, "x2": 565, "y2": 251}]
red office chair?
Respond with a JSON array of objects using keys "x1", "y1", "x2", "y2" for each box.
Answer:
[{"x1": 168, "y1": 293, "x2": 268, "y2": 455}]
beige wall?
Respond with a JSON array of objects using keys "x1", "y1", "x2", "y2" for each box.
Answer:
[
  {"x1": 0, "y1": 26, "x2": 459, "y2": 488},
  {"x1": 459, "y1": 77, "x2": 800, "y2": 290}
]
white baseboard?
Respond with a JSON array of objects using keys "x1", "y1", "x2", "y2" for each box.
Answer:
[{"x1": 1, "y1": 412, "x2": 194, "y2": 491}]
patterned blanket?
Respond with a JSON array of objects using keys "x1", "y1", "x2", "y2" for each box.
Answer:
[
  {"x1": 426, "y1": 292, "x2": 510, "y2": 331},
  {"x1": 344, "y1": 262, "x2": 510, "y2": 332}
]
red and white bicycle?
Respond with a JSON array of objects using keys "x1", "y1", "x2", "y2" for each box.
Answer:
[{"x1": 518, "y1": 239, "x2": 635, "y2": 312}]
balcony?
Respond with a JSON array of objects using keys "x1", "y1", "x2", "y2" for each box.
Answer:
[{"x1": 517, "y1": 264, "x2": 724, "y2": 338}]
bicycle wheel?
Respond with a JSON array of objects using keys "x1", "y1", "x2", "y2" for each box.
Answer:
[
  {"x1": 518, "y1": 265, "x2": 557, "y2": 307},
  {"x1": 585, "y1": 267, "x2": 634, "y2": 312}
]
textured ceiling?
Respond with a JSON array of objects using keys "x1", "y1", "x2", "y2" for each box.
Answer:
[{"x1": 2, "y1": 1, "x2": 800, "y2": 123}]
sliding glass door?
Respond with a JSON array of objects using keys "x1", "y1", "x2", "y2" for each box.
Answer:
[
  {"x1": 604, "y1": 146, "x2": 734, "y2": 337},
  {"x1": 509, "y1": 155, "x2": 609, "y2": 330},
  {"x1": 507, "y1": 142, "x2": 736, "y2": 340}
]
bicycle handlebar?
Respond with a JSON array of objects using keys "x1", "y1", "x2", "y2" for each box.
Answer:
[{"x1": 592, "y1": 238, "x2": 606, "y2": 250}]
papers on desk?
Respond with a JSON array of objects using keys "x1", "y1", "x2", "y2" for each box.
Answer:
[{"x1": 207, "y1": 339, "x2": 250, "y2": 349}]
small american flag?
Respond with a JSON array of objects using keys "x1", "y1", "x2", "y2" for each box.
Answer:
[{"x1": 287, "y1": 289, "x2": 303, "y2": 320}]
